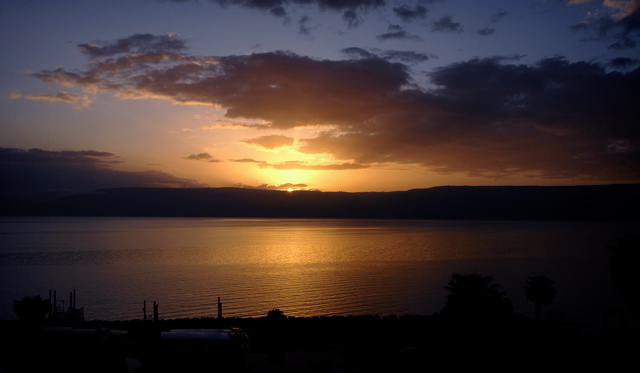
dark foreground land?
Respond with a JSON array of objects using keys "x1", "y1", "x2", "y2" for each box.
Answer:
[{"x1": 1, "y1": 312, "x2": 637, "y2": 373}]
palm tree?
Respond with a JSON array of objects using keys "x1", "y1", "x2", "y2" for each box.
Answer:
[
  {"x1": 523, "y1": 275, "x2": 557, "y2": 323},
  {"x1": 442, "y1": 273, "x2": 513, "y2": 320}
]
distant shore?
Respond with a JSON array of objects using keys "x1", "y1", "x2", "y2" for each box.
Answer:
[{"x1": 3, "y1": 184, "x2": 639, "y2": 220}]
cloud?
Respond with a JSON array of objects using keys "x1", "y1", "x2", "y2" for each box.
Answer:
[
  {"x1": 376, "y1": 24, "x2": 421, "y2": 41},
  {"x1": 238, "y1": 182, "x2": 309, "y2": 190},
  {"x1": 0, "y1": 147, "x2": 203, "y2": 194},
  {"x1": 241, "y1": 135, "x2": 295, "y2": 149},
  {"x1": 11, "y1": 91, "x2": 92, "y2": 108},
  {"x1": 432, "y1": 15, "x2": 462, "y2": 32},
  {"x1": 78, "y1": 33, "x2": 187, "y2": 57},
  {"x1": 393, "y1": 4, "x2": 428, "y2": 22},
  {"x1": 230, "y1": 158, "x2": 268, "y2": 164},
  {"x1": 178, "y1": 0, "x2": 386, "y2": 27},
  {"x1": 28, "y1": 34, "x2": 640, "y2": 183},
  {"x1": 569, "y1": 1, "x2": 640, "y2": 49},
  {"x1": 298, "y1": 56, "x2": 640, "y2": 181},
  {"x1": 184, "y1": 152, "x2": 221, "y2": 162},
  {"x1": 30, "y1": 43, "x2": 411, "y2": 129},
  {"x1": 609, "y1": 57, "x2": 640, "y2": 69},
  {"x1": 477, "y1": 27, "x2": 495, "y2": 36},
  {"x1": 477, "y1": 9, "x2": 508, "y2": 35},
  {"x1": 378, "y1": 49, "x2": 431, "y2": 63},
  {"x1": 343, "y1": 10, "x2": 363, "y2": 28},
  {"x1": 0, "y1": 147, "x2": 119, "y2": 165},
  {"x1": 341, "y1": 47, "x2": 377, "y2": 59},
  {"x1": 298, "y1": 15, "x2": 313, "y2": 35},
  {"x1": 341, "y1": 47, "x2": 431, "y2": 63},
  {"x1": 259, "y1": 161, "x2": 370, "y2": 170}
]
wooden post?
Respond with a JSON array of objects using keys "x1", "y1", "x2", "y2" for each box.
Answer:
[
  {"x1": 217, "y1": 297, "x2": 223, "y2": 319},
  {"x1": 153, "y1": 301, "x2": 159, "y2": 322}
]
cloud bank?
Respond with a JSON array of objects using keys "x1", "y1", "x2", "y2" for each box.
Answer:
[
  {"x1": 23, "y1": 34, "x2": 640, "y2": 183},
  {"x1": 0, "y1": 147, "x2": 203, "y2": 194}
]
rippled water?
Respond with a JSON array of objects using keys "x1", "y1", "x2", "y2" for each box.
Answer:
[{"x1": 1, "y1": 217, "x2": 637, "y2": 332}]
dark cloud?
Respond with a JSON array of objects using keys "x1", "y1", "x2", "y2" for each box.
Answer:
[
  {"x1": 341, "y1": 47, "x2": 431, "y2": 63},
  {"x1": 377, "y1": 24, "x2": 421, "y2": 41},
  {"x1": 341, "y1": 47, "x2": 376, "y2": 59},
  {"x1": 477, "y1": 27, "x2": 495, "y2": 36},
  {"x1": 0, "y1": 147, "x2": 203, "y2": 194},
  {"x1": 343, "y1": 10, "x2": 362, "y2": 28},
  {"x1": 201, "y1": 0, "x2": 385, "y2": 26},
  {"x1": 269, "y1": 6, "x2": 288, "y2": 17},
  {"x1": 393, "y1": 4, "x2": 427, "y2": 22},
  {"x1": 214, "y1": 0, "x2": 286, "y2": 11},
  {"x1": 29, "y1": 34, "x2": 640, "y2": 183},
  {"x1": 299, "y1": 57, "x2": 640, "y2": 181},
  {"x1": 211, "y1": 0, "x2": 386, "y2": 11},
  {"x1": 609, "y1": 57, "x2": 640, "y2": 69},
  {"x1": 0, "y1": 147, "x2": 119, "y2": 165},
  {"x1": 378, "y1": 49, "x2": 431, "y2": 63},
  {"x1": 299, "y1": 15, "x2": 313, "y2": 35},
  {"x1": 184, "y1": 152, "x2": 221, "y2": 162},
  {"x1": 309, "y1": 0, "x2": 385, "y2": 11},
  {"x1": 78, "y1": 33, "x2": 187, "y2": 57},
  {"x1": 570, "y1": 6, "x2": 640, "y2": 50},
  {"x1": 432, "y1": 15, "x2": 462, "y2": 32},
  {"x1": 241, "y1": 135, "x2": 295, "y2": 149}
]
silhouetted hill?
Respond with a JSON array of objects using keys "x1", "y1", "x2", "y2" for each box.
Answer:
[{"x1": 11, "y1": 184, "x2": 639, "y2": 219}]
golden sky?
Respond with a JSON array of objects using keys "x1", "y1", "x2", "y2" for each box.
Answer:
[{"x1": 1, "y1": 0, "x2": 638, "y2": 195}]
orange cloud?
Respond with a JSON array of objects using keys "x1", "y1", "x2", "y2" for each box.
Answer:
[
  {"x1": 259, "y1": 162, "x2": 369, "y2": 170},
  {"x1": 241, "y1": 135, "x2": 295, "y2": 149},
  {"x1": 11, "y1": 91, "x2": 92, "y2": 108}
]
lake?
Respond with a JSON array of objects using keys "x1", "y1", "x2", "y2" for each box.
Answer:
[{"x1": 0, "y1": 217, "x2": 637, "y2": 333}]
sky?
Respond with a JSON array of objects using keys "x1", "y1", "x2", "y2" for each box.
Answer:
[{"x1": 1, "y1": 0, "x2": 639, "y2": 196}]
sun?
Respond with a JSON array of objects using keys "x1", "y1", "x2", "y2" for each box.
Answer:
[{"x1": 287, "y1": 188, "x2": 294, "y2": 192}]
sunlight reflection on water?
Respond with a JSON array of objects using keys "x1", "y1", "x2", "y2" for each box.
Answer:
[{"x1": 1, "y1": 217, "x2": 637, "y2": 332}]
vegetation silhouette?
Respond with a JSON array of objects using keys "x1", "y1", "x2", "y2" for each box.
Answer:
[
  {"x1": 266, "y1": 309, "x2": 287, "y2": 364},
  {"x1": 608, "y1": 234, "x2": 640, "y2": 327},
  {"x1": 440, "y1": 273, "x2": 514, "y2": 322},
  {"x1": 267, "y1": 308, "x2": 287, "y2": 321},
  {"x1": 12, "y1": 295, "x2": 50, "y2": 322},
  {"x1": 523, "y1": 275, "x2": 557, "y2": 323},
  {"x1": 6, "y1": 267, "x2": 638, "y2": 372}
]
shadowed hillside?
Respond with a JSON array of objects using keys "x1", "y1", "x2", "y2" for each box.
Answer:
[{"x1": 9, "y1": 184, "x2": 640, "y2": 220}]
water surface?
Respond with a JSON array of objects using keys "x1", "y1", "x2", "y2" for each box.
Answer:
[{"x1": 1, "y1": 217, "x2": 636, "y2": 333}]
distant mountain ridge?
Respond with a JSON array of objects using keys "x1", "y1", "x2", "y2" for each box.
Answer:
[{"x1": 6, "y1": 184, "x2": 638, "y2": 220}]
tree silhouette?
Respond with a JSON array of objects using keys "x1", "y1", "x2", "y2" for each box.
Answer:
[
  {"x1": 608, "y1": 234, "x2": 640, "y2": 323},
  {"x1": 13, "y1": 295, "x2": 50, "y2": 321},
  {"x1": 441, "y1": 273, "x2": 513, "y2": 321},
  {"x1": 267, "y1": 308, "x2": 286, "y2": 320},
  {"x1": 523, "y1": 275, "x2": 557, "y2": 323}
]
